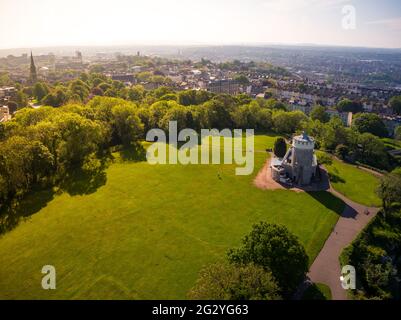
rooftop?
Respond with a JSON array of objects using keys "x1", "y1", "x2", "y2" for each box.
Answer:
[{"x1": 294, "y1": 132, "x2": 314, "y2": 143}]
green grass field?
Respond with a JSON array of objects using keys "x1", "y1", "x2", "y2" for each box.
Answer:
[
  {"x1": 324, "y1": 157, "x2": 381, "y2": 207},
  {"x1": 0, "y1": 135, "x2": 347, "y2": 299},
  {"x1": 381, "y1": 137, "x2": 401, "y2": 150}
]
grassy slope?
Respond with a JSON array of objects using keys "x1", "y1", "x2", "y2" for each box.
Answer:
[
  {"x1": 381, "y1": 138, "x2": 401, "y2": 150},
  {"x1": 0, "y1": 135, "x2": 344, "y2": 299},
  {"x1": 325, "y1": 157, "x2": 381, "y2": 207},
  {"x1": 317, "y1": 283, "x2": 332, "y2": 300}
]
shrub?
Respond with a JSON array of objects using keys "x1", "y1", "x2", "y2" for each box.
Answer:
[{"x1": 273, "y1": 137, "x2": 287, "y2": 158}]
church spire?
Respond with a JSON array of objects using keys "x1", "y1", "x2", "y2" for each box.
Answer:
[{"x1": 29, "y1": 51, "x2": 37, "y2": 84}]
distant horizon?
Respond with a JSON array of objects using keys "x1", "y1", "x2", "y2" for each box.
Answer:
[
  {"x1": 1, "y1": 42, "x2": 401, "y2": 55},
  {"x1": 1, "y1": 0, "x2": 401, "y2": 51}
]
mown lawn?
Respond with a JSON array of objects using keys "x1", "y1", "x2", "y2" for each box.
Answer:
[
  {"x1": 0, "y1": 135, "x2": 343, "y2": 299},
  {"x1": 325, "y1": 157, "x2": 381, "y2": 207}
]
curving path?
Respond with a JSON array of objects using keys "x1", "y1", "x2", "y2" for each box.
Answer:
[
  {"x1": 306, "y1": 184, "x2": 379, "y2": 300},
  {"x1": 254, "y1": 160, "x2": 381, "y2": 300}
]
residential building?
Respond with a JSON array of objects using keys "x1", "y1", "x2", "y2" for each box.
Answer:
[
  {"x1": 0, "y1": 106, "x2": 11, "y2": 122},
  {"x1": 325, "y1": 109, "x2": 353, "y2": 127},
  {"x1": 381, "y1": 116, "x2": 401, "y2": 137},
  {"x1": 207, "y1": 79, "x2": 240, "y2": 95}
]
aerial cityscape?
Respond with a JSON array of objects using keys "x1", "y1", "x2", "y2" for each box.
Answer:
[{"x1": 1, "y1": 0, "x2": 401, "y2": 311}]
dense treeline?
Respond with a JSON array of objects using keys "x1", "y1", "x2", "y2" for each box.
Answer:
[
  {"x1": 303, "y1": 116, "x2": 395, "y2": 170},
  {"x1": 342, "y1": 208, "x2": 401, "y2": 300},
  {"x1": 0, "y1": 98, "x2": 143, "y2": 211},
  {"x1": 341, "y1": 171, "x2": 401, "y2": 300},
  {"x1": 1, "y1": 81, "x2": 399, "y2": 212},
  {"x1": 27, "y1": 72, "x2": 396, "y2": 171},
  {"x1": 0, "y1": 92, "x2": 307, "y2": 207}
]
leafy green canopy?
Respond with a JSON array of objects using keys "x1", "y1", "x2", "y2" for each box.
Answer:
[{"x1": 228, "y1": 222, "x2": 309, "y2": 297}]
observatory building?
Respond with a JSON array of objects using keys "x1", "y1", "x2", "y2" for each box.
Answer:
[{"x1": 271, "y1": 132, "x2": 318, "y2": 186}]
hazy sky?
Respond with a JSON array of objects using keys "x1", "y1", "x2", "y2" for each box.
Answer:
[{"x1": 0, "y1": 0, "x2": 400, "y2": 49}]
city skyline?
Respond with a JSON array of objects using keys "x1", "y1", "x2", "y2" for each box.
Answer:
[{"x1": 0, "y1": 0, "x2": 401, "y2": 50}]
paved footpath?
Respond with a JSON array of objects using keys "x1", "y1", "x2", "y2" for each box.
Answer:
[{"x1": 307, "y1": 187, "x2": 379, "y2": 300}]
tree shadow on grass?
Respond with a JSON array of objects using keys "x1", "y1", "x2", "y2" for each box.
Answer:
[
  {"x1": 59, "y1": 168, "x2": 107, "y2": 196},
  {"x1": 0, "y1": 188, "x2": 55, "y2": 235},
  {"x1": 328, "y1": 173, "x2": 346, "y2": 184},
  {"x1": 0, "y1": 163, "x2": 109, "y2": 235},
  {"x1": 301, "y1": 283, "x2": 329, "y2": 300},
  {"x1": 307, "y1": 191, "x2": 347, "y2": 216}
]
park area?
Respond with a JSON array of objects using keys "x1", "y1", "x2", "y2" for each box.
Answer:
[
  {"x1": 0, "y1": 135, "x2": 380, "y2": 299},
  {"x1": 324, "y1": 157, "x2": 381, "y2": 207}
]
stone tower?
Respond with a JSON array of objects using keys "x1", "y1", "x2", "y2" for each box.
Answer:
[
  {"x1": 29, "y1": 51, "x2": 37, "y2": 84},
  {"x1": 290, "y1": 132, "x2": 315, "y2": 185},
  {"x1": 271, "y1": 132, "x2": 318, "y2": 186}
]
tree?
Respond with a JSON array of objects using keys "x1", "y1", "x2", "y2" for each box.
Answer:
[
  {"x1": 257, "y1": 108, "x2": 273, "y2": 132},
  {"x1": 352, "y1": 113, "x2": 388, "y2": 138},
  {"x1": 111, "y1": 104, "x2": 144, "y2": 146},
  {"x1": 89, "y1": 64, "x2": 105, "y2": 73},
  {"x1": 0, "y1": 72, "x2": 12, "y2": 86},
  {"x1": 272, "y1": 111, "x2": 307, "y2": 134},
  {"x1": 0, "y1": 136, "x2": 33, "y2": 199},
  {"x1": 389, "y1": 96, "x2": 401, "y2": 115},
  {"x1": 136, "y1": 71, "x2": 152, "y2": 82},
  {"x1": 266, "y1": 98, "x2": 287, "y2": 111},
  {"x1": 0, "y1": 136, "x2": 52, "y2": 199},
  {"x1": 159, "y1": 105, "x2": 188, "y2": 132},
  {"x1": 146, "y1": 100, "x2": 173, "y2": 129},
  {"x1": 320, "y1": 117, "x2": 349, "y2": 151},
  {"x1": 98, "y1": 82, "x2": 112, "y2": 93},
  {"x1": 234, "y1": 74, "x2": 250, "y2": 86},
  {"x1": 7, "y1": 101, "x2": 18, "y2": 114},
  {"x1": 227, "y1": 222, "x2": 309, "y2": 297},
  {"x1": 188, "y1": 263, "x2": 281, "y2": 300},
  {"x1": 178, "y1": 90, "x2": 197, "y2": 106},
  {"x1": 104, "y1": 88, "x2": 118, "y2": 98},
  {"x1": 232, "y1": 101, "x2": 272, "y2": 131},
  {"x1": 335, "y1": 144, "x2": 349, "y2": 160},
  {"x1": 395, "y1": 126, "x2": 401, "y2": 141},
  {"x1": 160, "y1": 93, "x2": 177, "y2": 102},
  {"x1": 52, "y1": 113, "x2": 105, "y2": 168},
  {"x1": 12, "y1": 90, "x2": 28, "y2": 109},
  {"x1": 13, "y1": 106, "x2": 56, "y2": 127},
  {"x1": 310, "y1": 105, "x2": 329, "y2": 123},
  {"x1": 204, "y1": 98, "x2": 235, "y2": 129},
  {"x1": 336, "y1": 99, "x2": 363, "y2": 113},
  {"x1": 33, "y1": 82, "x2": 49, "y2": 102},
  {"x1": 29, "y1": 141, "x2": 54, "y2": 184},
  {"x1": 127, "y1": 85, "x2": 145, "y2": 102},
  {"x1": 42, "y1": 88, "x2": 67, "y2": 107},
  {"x1": 69, "y1": 79, "x2": 90, "y2": 102},
  {"x1": 356, "y1": 133, "x2": 389, "y2": 169},
  {"x1": 91, "y1": 87, "x2": 104, "y2": 96},
  {"x1": 273, "y1": 137, "x2": 287, "y2": 158},
  {"x1": 235, "y1": 93, "x2": 251, "y2": 106},
  {"x1": 317, "y1": 152, "x2": 333, "y2": 166},
  {"x1": 377, "y1": 173, "x2": 401, "y2": 210}
]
